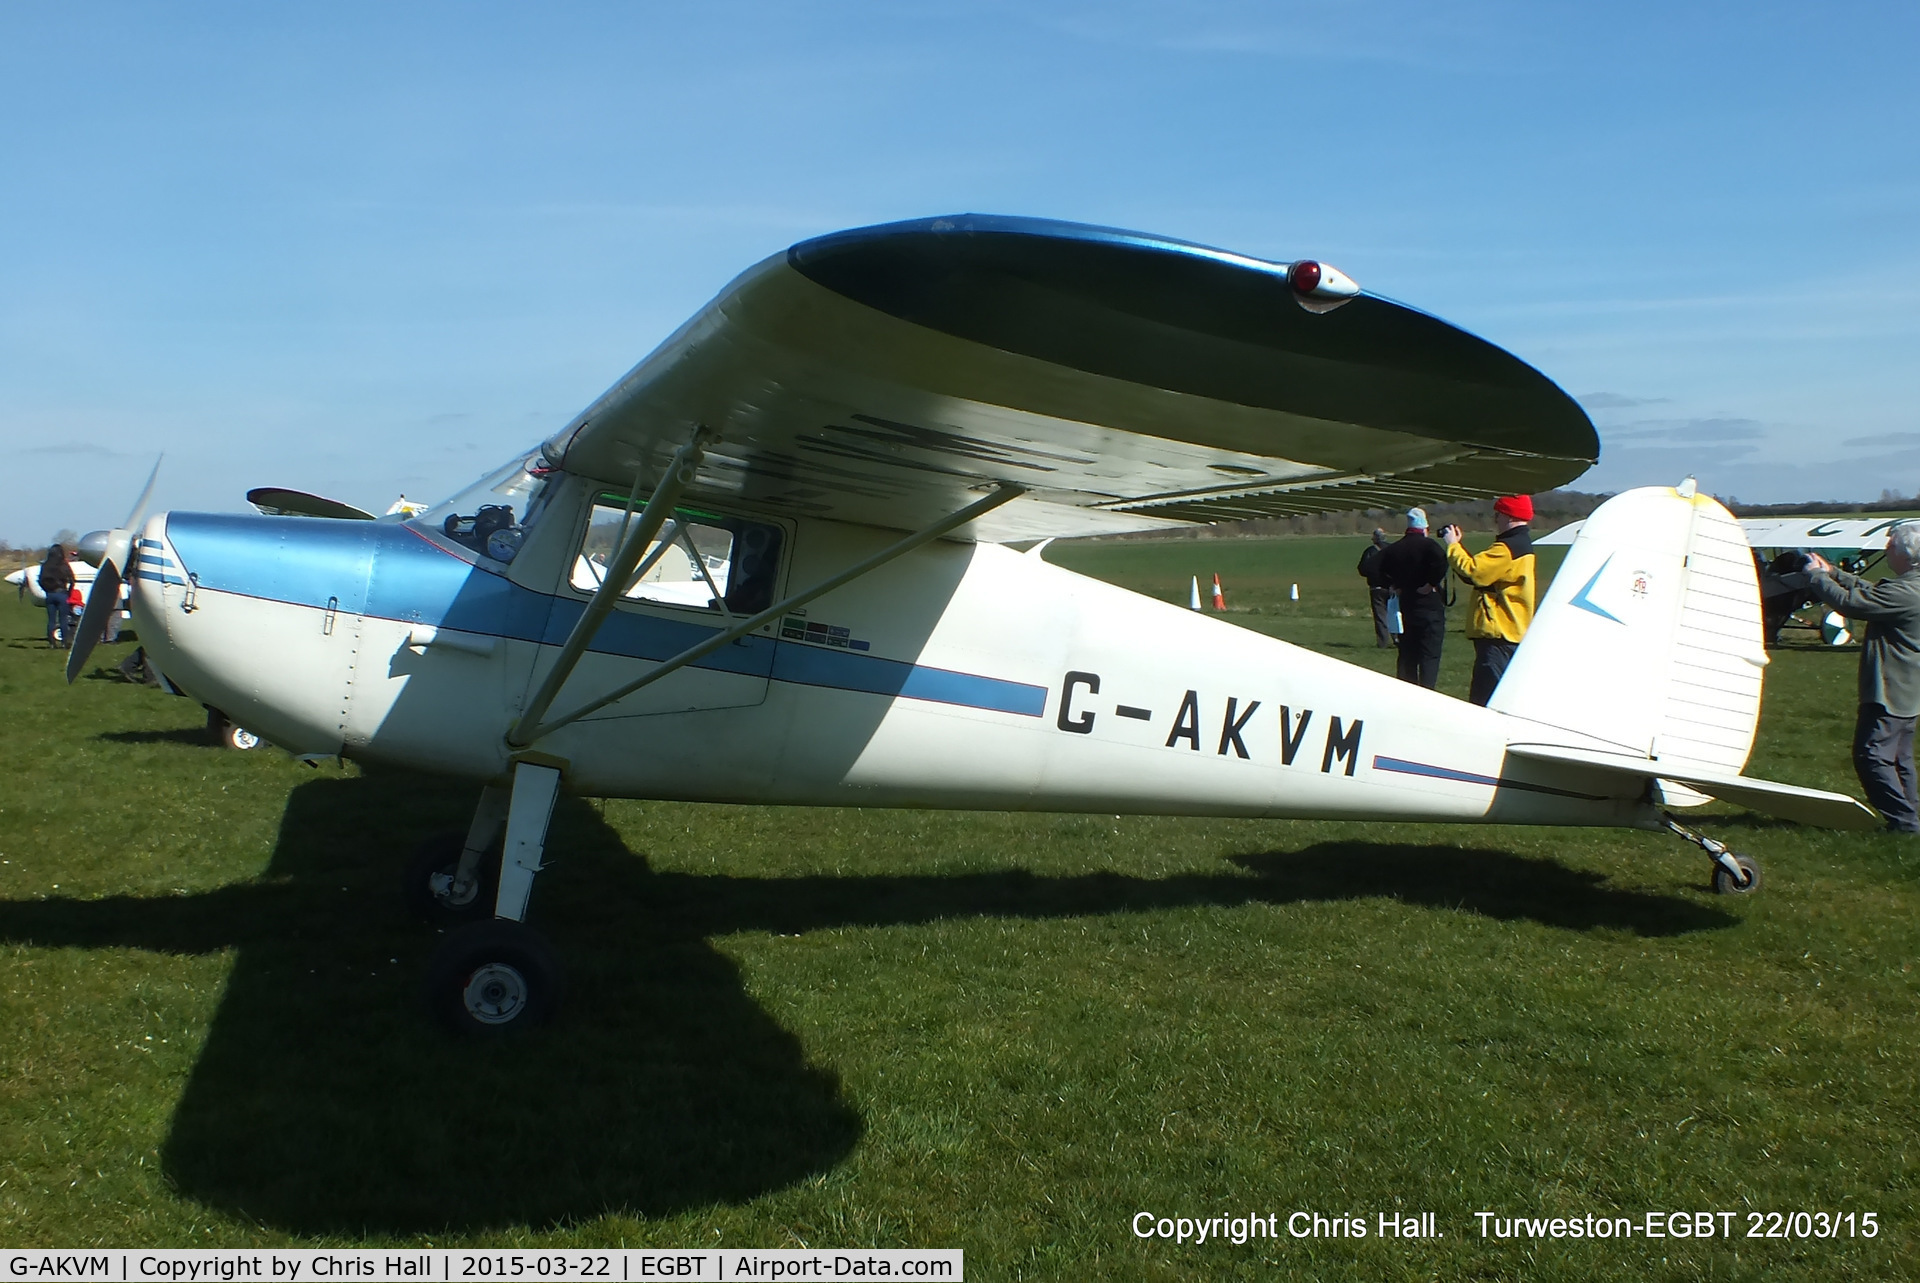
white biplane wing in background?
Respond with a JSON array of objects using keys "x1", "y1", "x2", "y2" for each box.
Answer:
[
  {"x1": 1539, "y1": 514, "x2": 1918, "y2": 552},
  {"x1": 246, "y1": 488, "x2": 378, "y2": 521},
  {"x1": 77, "y1": 215, "x2": 1879, "y2": 1036}
]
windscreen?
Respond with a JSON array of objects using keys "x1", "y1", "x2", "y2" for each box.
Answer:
[{"x1": 409, "y1": 453, "x2": 556, "y2": 564}]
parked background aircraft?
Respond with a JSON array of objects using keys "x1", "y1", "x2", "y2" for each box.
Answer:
[
  {"x1": 9, "y1": 458, "x2": 161, "y2": 638},
  {"x1": 1538, "y1": 514, "x2": 1916, "y2": 553},
  {"x1": 245, "y1": 488, "x2": 428, "y2": 520},
  {"x1": 66, "y1": 215, "x2": 1877, "y2": 1036},
  {"x1": 1542, "y1": 513, "x2": 1917, "y2": 646}
]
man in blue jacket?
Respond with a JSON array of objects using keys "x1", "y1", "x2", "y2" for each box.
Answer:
[{"x1": 1800, "y1": 524, "x2": 1920, "y2": 833}]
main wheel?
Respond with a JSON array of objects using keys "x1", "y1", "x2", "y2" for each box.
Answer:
[
  {"x1": 1711, "y1": 853, "x2": 1762, "y2": 895},
  {"x1": 206, "y1": 707, "x2": 263, "y2": 751},
  {"x1": 424, "y1": 920, "x2": 563, "y2": 1036},
  {"x1": 402, "y1": 831, "x2": 502, "y2": 924}
]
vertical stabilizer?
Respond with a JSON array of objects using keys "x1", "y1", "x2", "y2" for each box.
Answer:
[{"x1": 1490, "y1": 483, "x2": 1765, "y2": 774}]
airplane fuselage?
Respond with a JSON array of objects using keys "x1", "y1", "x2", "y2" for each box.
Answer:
[{"x1": 130, "y1": 473, "x2": 1651, "y2": 829}]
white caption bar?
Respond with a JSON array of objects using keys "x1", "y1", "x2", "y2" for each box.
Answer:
[{"x1": 1, "y1": 1250, "x2": 963, "y2": 1283}]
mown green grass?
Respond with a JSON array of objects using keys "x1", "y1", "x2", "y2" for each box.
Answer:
[{"x1": 1, "y1": 536, "x2": 1916, "y2": 1281}]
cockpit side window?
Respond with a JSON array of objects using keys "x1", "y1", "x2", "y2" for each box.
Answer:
[{"x1": 570, "y1": 499, "x2": 783, "y2": 614}]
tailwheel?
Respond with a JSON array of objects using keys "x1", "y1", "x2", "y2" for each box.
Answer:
[
  {"x1": 1663, "y1": 814, "x2": 1764, "y2": 897},
  {"x1": 1711, "y1": 853, "x2": 1762, "y2": 896},
  {"x1": 425, "y1": 920, "x2": 563, "y2": 1036},
  {"x1": 402, "y1": 831, "x2": 501, "y2": 925}
]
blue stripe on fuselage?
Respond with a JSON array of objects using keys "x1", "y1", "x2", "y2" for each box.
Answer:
[
  {"x1": 1372, "y1": 756, "x2": 1498, "y2": 786},
  {"x1": 162, "y1": 512, "x2": 1044, "y2": 715},
  {"x1": 772, "y1": 642, "x2": 1045, "y2": 716}
]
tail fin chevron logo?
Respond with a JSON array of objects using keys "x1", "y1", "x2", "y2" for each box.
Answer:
[{"x1": 1569, "y1": 555, "x2": 1625, "y2": 625}]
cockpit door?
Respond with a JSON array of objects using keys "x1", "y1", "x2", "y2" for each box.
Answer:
[{"x1": 524, "y1": 495, "x2": 785, "y2": 720}]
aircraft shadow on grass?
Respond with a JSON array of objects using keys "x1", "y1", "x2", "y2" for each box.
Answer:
[
  {"x1": 0, "y1": 769, "x2": 1735, "y2": 1235},
  {"x1": 96, "y1": 728, "x2": 216, "y2": 746}
]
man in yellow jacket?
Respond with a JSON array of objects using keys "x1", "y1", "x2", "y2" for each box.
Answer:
[{"x1": 1441, "y1": 495, "x2": 1537, "y2": 706}]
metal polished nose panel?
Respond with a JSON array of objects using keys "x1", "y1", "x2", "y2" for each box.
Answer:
[
  {"x1": 138, "y1": 512, "x2": 387, "y2": 756},
  {"x1": 143, "y1": 512, "x2": 548, "y2": 767},
  {"x1": 162, "y1": 512, "x2": 382, "y2": 614}
]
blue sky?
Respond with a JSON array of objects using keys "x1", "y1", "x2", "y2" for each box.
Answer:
[{"x1": 3, "y1": 1, "x2": 1916, "y2": 542}]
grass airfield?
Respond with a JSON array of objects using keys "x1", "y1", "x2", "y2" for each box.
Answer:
[{"x1": 0, "y1": 534, "x2": 1915, "y2": 1280}]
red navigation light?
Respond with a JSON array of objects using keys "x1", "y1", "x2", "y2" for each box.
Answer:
[{"x1": 1285, "y1": 259, "x2": 1360, "y2": 313}]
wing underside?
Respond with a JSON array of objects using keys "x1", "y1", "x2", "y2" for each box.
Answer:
[{"x1": 545, "y1": 215, "x2": 1599, "y2": 541}]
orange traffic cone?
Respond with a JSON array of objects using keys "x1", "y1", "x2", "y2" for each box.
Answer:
[{"x1": 1211, "y1": 574, "x2": 1226, "y2": 610}]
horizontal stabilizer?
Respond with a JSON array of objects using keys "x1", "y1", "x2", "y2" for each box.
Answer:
[{"x1": 1506, "y1": 744, "x2": 1881, "y2": 831}]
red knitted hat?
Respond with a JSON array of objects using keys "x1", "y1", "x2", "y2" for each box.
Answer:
[{"x1": 1493, "y1": 494, "x2": 1534, "y2": 522}]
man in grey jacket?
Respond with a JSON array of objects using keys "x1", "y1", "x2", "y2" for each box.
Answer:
[{"x1": 1802, "y1": 524, "x2": 1920, "y2": 833}]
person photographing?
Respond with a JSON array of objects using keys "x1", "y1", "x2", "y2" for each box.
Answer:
[
  {"x1": 1792, "y1": 527, "x2": 1920, "y2": 834},
  {"x1": 1441, "y1": 495, "x2": 1536, "y2": 706},
  {"x1": 1380, "y1": 507, "x2": 1447, "y2": 687}
]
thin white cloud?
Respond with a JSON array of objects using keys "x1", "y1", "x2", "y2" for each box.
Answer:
[
  {"x1": 21, "y1": 442, "x2": 127, "y2": 457},
  {"x1": 1603, "y1": 417, "x2": 1766, "y2": 443},
  {"x1": 1842, "y1": 432, "x2": 1920, "y2": 450},
  {"x1": 1578, "y1": 392, "x2": 1669, "y2": 411},
  {"x1": 1024, "y1": 0, "x2": 1535, "y2": 72}
]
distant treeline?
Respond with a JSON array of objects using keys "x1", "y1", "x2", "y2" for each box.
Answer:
[
  {"x1": 1079, "y1": 490, "x2": 1616, "y2": 542},
  {"x1": 2, "y1": 541, "x2": 47, "y2": 570},
  {"x1": 8, "y1": 489, "x2": 1910, "y2": 563},
  {"x1": 1073, "y1": 486, "x2": 1920, "y2": 545},
  {"x1": 1721, "y1": 495, "x2": 1920, "y2": 518}
]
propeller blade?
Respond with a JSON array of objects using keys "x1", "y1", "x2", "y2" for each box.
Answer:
[
  {"x1": 124, "y1": 455, "x2": 163, "y2": 530},
  {"x1": 65, "y1": 559, "x2": 123, "y2": 684}
]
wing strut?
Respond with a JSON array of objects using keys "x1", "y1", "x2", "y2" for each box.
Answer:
[
  {"x1": 509, "y1": 427, "x2": 714, "y2": 747},
  {"x1": 507, "y1": 481, "x2": 1027, "y2": 748}
]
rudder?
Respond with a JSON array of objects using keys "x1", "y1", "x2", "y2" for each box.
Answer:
[{"x1": 1489, "y1": 481, "x2": 1765, "y2": 775}]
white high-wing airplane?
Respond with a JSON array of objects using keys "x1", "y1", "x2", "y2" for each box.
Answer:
[
  {"x1": 65, "y1": 215, "x2": 1878, "y2": 1035},
  {"x1": 1539, "y1": 514, "x2": 1919, "y2": 552},
  {"x1": 11, "y1": 458, "x2": 162, "y2": 630},
  {"x1": 8, "y1": 558, "x2": 99, "y2": 606}
]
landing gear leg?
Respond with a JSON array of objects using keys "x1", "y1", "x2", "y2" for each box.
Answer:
[
  {"x1": 492, "y1": 762, "x2": 562, "y2": 923},
  {"x1": 1663, "y1": 814, "x2": 1763, "y2": 895},
  {"x1": 424, "y1": 762, "x2": 566, "y2": 1034},
  {"x1": 404, "y1": 783, "x2": 510, "y2": 923}
]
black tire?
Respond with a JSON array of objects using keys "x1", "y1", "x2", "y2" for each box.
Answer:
[
  {"x1": 402, "y1": 831, "x2": 502, "y2": 924},
  {"x1": 424, "y1": 920, "x2": 563, "y2": 1036},
  {"x1": 1711, "y1": 853, "x2": 1762, "y2": 895}
]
